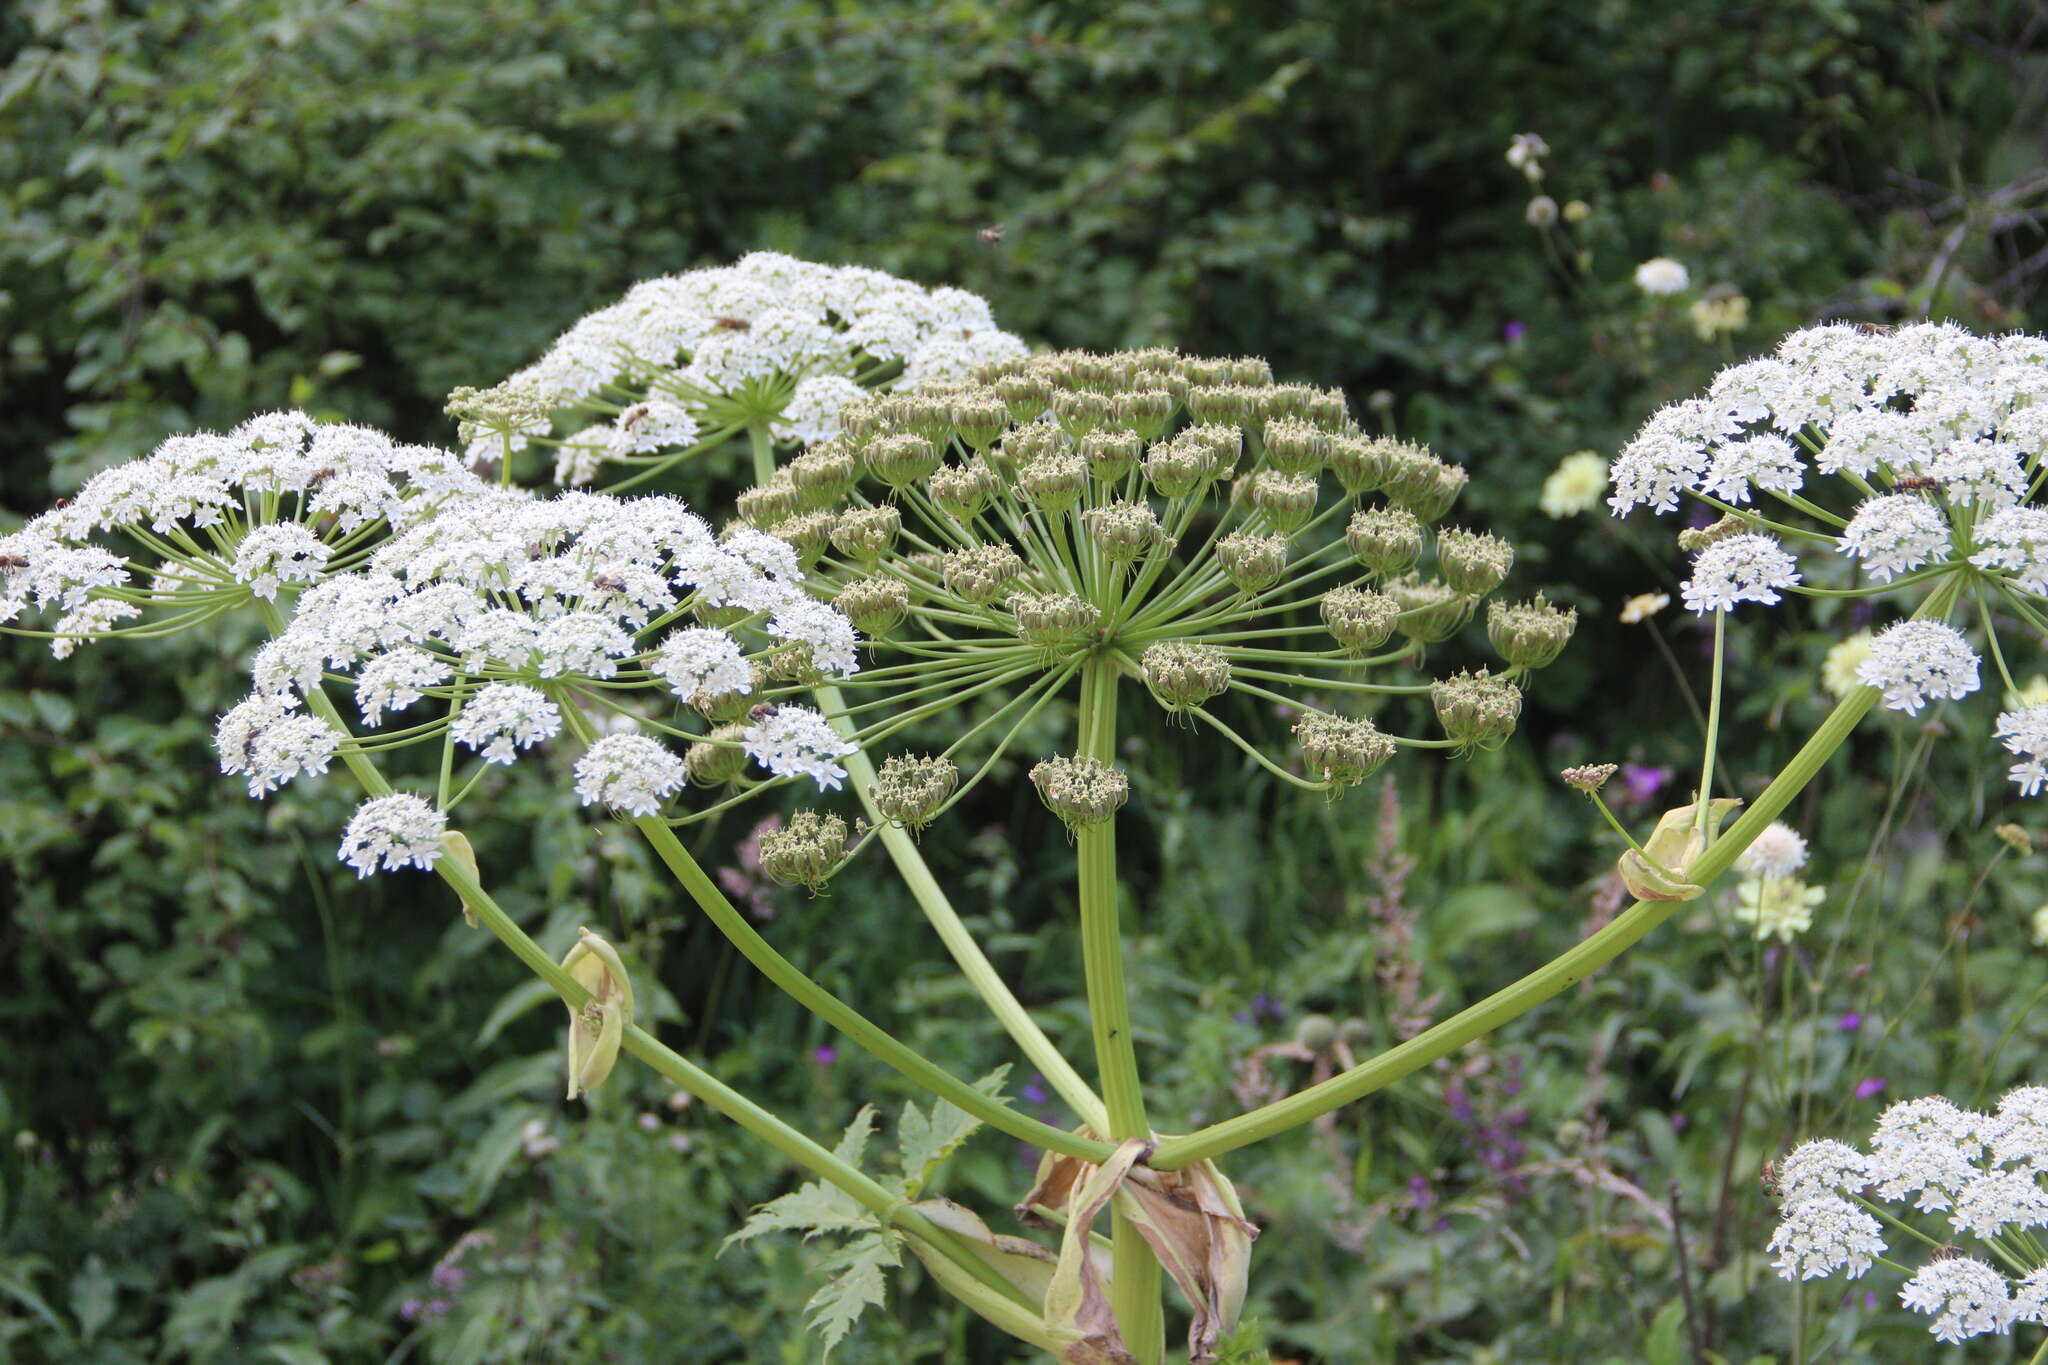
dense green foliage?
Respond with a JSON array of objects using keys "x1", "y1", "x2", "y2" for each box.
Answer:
[{"x1": 4, "y1": 0, "x2": 2048, "y2": 1360}]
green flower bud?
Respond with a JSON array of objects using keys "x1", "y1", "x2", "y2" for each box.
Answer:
[
  {"x1": 1386, "y1": 575, "x2": 1475, "y2": 644},
  {"x1": 1248, "y1": 470, "x2": 1320, "y2": 533},
  {"x1": 871, "y1": 753, "x2": 960, "y2": 832},
  {"x1": 831, "y1": 505, "x2": 902, "y2": 563},
  {"x1": 1184, "y1": 423, "x2": 1244, "y2": 481},
  {"x1": 1010, "y1": 591, "x2": 1102, "y2": 646},
  {"x1": 1178, "y1": 358, "x2": 1235, "y2": 389},
  {"x1": 1215, "y1": 532, "x2": 1288, "y2": 593},
  {"x1": 1261, "y1": 417, "x2": 1326, "y2": 476},
  {"x1": 1258, "y1": 383, "x2": 1316, "y2": 423},
  {"x1": 1435, "y1": 527, "x2": 1514, "y2": 596},
  {"x1": 995, "y1": 372, "x2": 1054, "y2": 424},
  {"x1": 1326, "y1": 435, "x2": 1393, "y2": 494},
  {"x1": 1228, "y1": 356, "x2": 1275, "y2": 387},
  {"x1": 1303, "y1": 387, "x2": 1349, "y2": 433},
  {"x1": 1029, "y1": 754, "x2": 1129, "y2": 830},
  {"x1": 951, "y1": 394, "x2": 1012, "y2": 451},
  {"x1": 1295, "y1": 1013, "x2": 1337, "y2": 1052},
  {"x1": 1080, "y1": 429, "x2": 1143, "y2": 483},
  {"x1": 1487, "y1": 596, "x2": 1576, "y2": 670},
  {"x1": 766, "y1": 643, "x2": 826, "y2": 685},
  {"x1": 441, "y1": 828, "x2": 483, "y2": 927},
  {"x1": 866, "y1": 432, "x2": 944, "y2": 489},
  {"x1": 788, "y1": 443, "x2": 859, "y2": 508},
  {"x1": 1187, "y1": 384, "x2": 1256, "y2": 426},
  {"x1": 737, "y1": 477, "x2": 801, "y2": 528},
  {"x1": 683, "y1": 723, "x2": 751, "y2": 786},
  {"x1": 1346, "y1": 506, "x2": 1424, "y2": 575},
  {"x1": 1321, "y1": 585, "x2": 1401, "y2": 654},
  {"x1": 562, "y1": 927, "x2": 634, "y2": 1101},
  {"x1": 1430, "y1": 668, "x2": 1522, "y2": 752},
  {"x1": 941, "y1": 543, "x2": 1026, "y2": 604},
  {"x1": 1336, "y1": 1017, "x2": 1372, "y2": 1051},
  {"x1": 1140, "y1": 640, "x2": 1231, "y2": 711},
  {"x1": 770, "y1": 510, "x2": 836, "y2": 569},
  {"x1": 835, "y1": 575, "x2": 910, "y2": 637},
  {"x1": 1052, "y1": 389, "x2": 1111, "y2": 439},
  {"x1": 891, "y1": 395, "x2": 955, "y2": 445},
  {"x1": 1294, "y1": 712, "x2": 1395, "y2": 787},
  {"x1": 929, "y1": 461, "x2": 999, "y2": 520},
  {"x1": 1084, "y1": 500, "x2": 1168, "y2": 563},
  {"x1": 758, "y1": 811, "x2": 849, "y2": 892},
  {"x1": 1386, "y1": 455, "x2": 1468, "y2": 522},
  {"x1": 1019, "y1": 451, "x2": 1089, "y2": 513},
  {"x1": 1144, "y1": 441, "x2": 1207, "y2": 498},
  {"x1": 1113, "y1": 388, "x2": 1176, "y2": 441},
  {"x1": 1676, "y1": 513, "x2": 1747, "y2": 552}
]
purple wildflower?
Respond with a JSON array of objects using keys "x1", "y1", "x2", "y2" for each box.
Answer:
[
  {"x1": 1503, "y1": 320, "x2": 1528, "y2": 343},
  {"x1": 1619, "y1": 764, "x2": 1671, "y2": 803},
  {"x1": 1854, "y1": 1076, "x2": 1886, "y2": 1100}
]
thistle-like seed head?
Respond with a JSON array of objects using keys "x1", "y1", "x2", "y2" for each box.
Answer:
[
  {"x1": 1141, "y1": 641, "x2": 1231, "y2": 711},
  {"x1": 758, "y1": 810, "x2": 850, "y2": 891},
  {"x1": 1010, "y1": 591, "x2": 1103, "y2": 646},
  {"x1": 865, "y1": 432, "x2": 944, "y2": 489},
  {"x1": 941, "y1": 543, "x2": 1026, "y2": 604},
  {"x1": 1029, "y1": 754, "x2": 1129, "y2": 829},
  {"x1": 1080, "y1": 429, "x2": 1143, "y2": 482},
  {"x1": 1321, "y1": 585, "x2": 1401, "y2": 655},
  {"x1": 872, "y1": 753, "x2": 960, "y2": 831},
  {"x1": 1216, "y1": 532, "x2": 1288, "y2": 593},
  {"x1": 1084, "y1": 500, "x2": 1168, "y2": 563},
  {"x1": 1294, "y1": 712, "x2": 1396, "y2": 786},
  {"x1": 1261, "y1": 417, "x2": 1327, "y2": 476},
  {"x1": 1431, "y1": 668, "x2": 1522, "y2": 752},
  {"x1": 1386, "y1": 574, "x2": 1475, "y2": 644},
  {"x1": 928, "y1": 460, "x2": 999, "y2": 519},
  {"x1": 1487, "y1": 596, "x2": 1577, "y2": 670},
  {"x1": 1560, "y1": 762, "x2": 1618, "y2": 793},
  {"x1": 951, "y1": 394, "x2": 1011, "y2": 451},
  {"x1": 1346, "y1": 506, "x2": 1424, "y2": 575},
  {"x1": 788, "y1": 443, "x2": 859, "y2": 507},
  {"x1": 737, "y1": 477, "x2": 801, "y2": 528},
  {"x1": 830, "y1": 505, "x2": 902, "y2": 563},
  {"x1": 1019, "y1": 451, "x2": 1089, "y2": 513},
  {"x1": 1246, "y1": 470, "x2": 1320, "y2": 533},
  {"x1": 1437, "y1": 528, "x2": 1515, "y2": 596},
  {"x1": 770, "y1": 510, "x2": 837, "y2": 568},
  {"x1": 835, "y1": 576, "x2": 910, "y2": 637}
]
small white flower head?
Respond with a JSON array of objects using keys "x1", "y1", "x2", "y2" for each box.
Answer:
[
  {"x1": 50, "y1": 598, "x2": 140, "y2": 658},
  {"x1": 1948, "y1": 1169, "x2": 2048, "y2": 1239},
  {"x1": 1732, "y1": 875, "x2": 1824, "y2": 942},
  {"x1": 1776, "y1": 1139, "x2": 1870, "y2": 1204},
  {"x1": 1539, "y1": 451, "x2": 1608, "y2": 518},
  {"x1": 1634, "y1": 257, "x2": 1690, "y2": 295},
  {"x1": 231, "y1": 524, "x2": 333, "y2": 600},
  {"x1": 215, "y1": 693, "x2": 346, "y2": 798},
  {"x1": 1997, "y1": 707, "x2": 2048, "y2": 797},
  {"x1": 772, "y1": 375, "x2": 869, "y2": 446},
  {"x1": 1899, "y1": 1256, "x2": 2016, "y2": 1344},
  {"x1": 1680, "y1": 532, "x2": 1801, "y2": 613},
  {"x1": 1700, "y1": 433, "x2": 1803, "y2": 504},
  {"x1": 337, "y1": 793, "x2": 447, "y2": 878},
  {"x1": 1822, "y1": 631, "x2": 1875, "y2": 699},
  {"x1": 355, "y1": 646, "x2": 451, "y2": 724},
  {"x1": 652, "y1": 627, "x2": 754, "y2": 701},
  {"x1": 1869, "y1": 1095, "x2": 1985, "y2": 1211},
  {"x1": 1739, "y1": 822, "x2": 1810, "y2": 878},
  {"x1": 1991, "y1": 1087, "x2": 2048, "y2": 1173},
  {"x1": 1767, "y1": 1193, "x2": 1885, "y2": 1281},
  {"x1": 1931, "y1": 438, "x2": 2027, "y2": 510},
  {"x1": 742, "y1": 705, "x2": 857, "y2": 791},
  {"x1": 1838, "y1": 495, "x2": 1952, "y2": 582},
  {"x1": 2016, "y1": 1266, "x2": 2048, "y2": 1325},
  {"x1": 449, "y1": 683, "x2": 561, "y2": 764},
  {"x1": 1972, "y1": 506, "x2": 2048, "y2": 593},
  {"x1": 574, "y1": 733, "x2": 687, "y2": 817},
  {"x1": 1856, "y1": 620, "x2": 1980, "y2": 715}
]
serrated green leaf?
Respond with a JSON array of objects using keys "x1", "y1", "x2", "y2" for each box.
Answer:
[
  {"x1": 896, "y1": 1065, "x2": 1009, "y2": 1197},
  {"x1": 723, "y1": 1106, "x2": 882, "y2": 1252},
  {"x1": 832, "y1": 1103, "x2": 878, "y2": 1168},
  {"x1": 805, "y1": 1231, "x2": 900, "y2": 1359}
]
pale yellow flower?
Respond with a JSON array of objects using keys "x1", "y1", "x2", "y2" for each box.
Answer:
[
  {"x1": 1732, "y1": 876, "x2": 1824, "y2": 942},
  {"x1": 1688, "y1": 293, "x2": 1750, "y2": 342},
  {"x1": 1822, "y1": 631, "x2": 1876, "y2": 699},
  {"x1": 1540, "y1": 451, "x2": 1609, "y2": 518},
  {"x1": 2032, "y1": 905, "x2": 2048, "y2": 948},
  {"x1": 1620, "y1": 591, "x2": 1670, "y2": 624}
]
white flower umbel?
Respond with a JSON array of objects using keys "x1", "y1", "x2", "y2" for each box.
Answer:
[
  {"x1": 1634, "y1": 257, "x2": 1690, "y2": 295},
  {"x1": 1680, "y1": 532, "x2": 1800, "y2": 613},
  {"x1": 1998, "y1": 707, "x2": 2048, "y2": 797},
  {"x1": 1777, "y1": 1139, "x2": 1870, "y2": 1203},
  {"x1": 457, "y1": 252, "x2": 1029, "y2": 483},
  {"x1": 1738, "y1": 821, "x2": 1810, "y2": 878},
  {"x1": 742, "y1": 706, "x2": 858, "y2": 791},
  {"x1": 652, "y1": 627, "x2": 754, "y2": 700},
  {"x1": 1838, "y1": 495, "x2": 1952, "y2": 582},
  {"x1": 1900, "y1": 1257, "x2": 2017, "y2": 1345},
  {"x1": 214, "y1": 693, "x2": 346, "y2": 798},
  {"x1": 1869, "y1": 1096, "x2": 1986, "y2": 1211},
  {"x1": 1973, "y1": 506, "x2": 2048, "y2": 594},
  {"x1": 451, "y1": 683, "x2": 563, "y2": 764},
  {"x1": 574, "y1": 733, "x2": 687, "y2": 817},
  {"x1": 338, "y1": 793, "x2": 448, "y2": 878},
  {"x1": 1767, "y1": 1193, "x2": 1884, "y2": 1281},
  {"x1": 355, "y1": 646, "x2": 453, "y2": 723},
  {"x1": 1857, "y1": 620, "x2": 1980, "y2": 715}
]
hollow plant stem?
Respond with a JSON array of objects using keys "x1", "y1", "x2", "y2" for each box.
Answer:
[
  {"x1": 748, "y1": 422, "x2": 778, "y2": 486},
  {"x1": 1076, "y1": 653, "x2": 1165, "y2": 1365},
  {"x1": 814, "y1": 679, "x2": 1112, "y2": 1135},
  {"x1": 1148, "y1": 573, "x2": 1966, "y2": 1170}
]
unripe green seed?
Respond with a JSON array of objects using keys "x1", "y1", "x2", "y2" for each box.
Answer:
[
  {"x1": 951, "y1": 394, "x2": 1012, "y2": 451},
  {"x1": 1215, "y1": 532, "x2": 1289, "y2": 593},
  {"x1": 737, "y1": 478, "x2": 801, "y2": 528},
  {"x1": 865, "y1": 432, "x2": 943, "y2": 489},
  {"x1": 1294, "y1": 712, "x2": 1396, "y2": 787},
  {"x1": 1140, "y1": 641, "x2": 1231, "y2": 711},
  {"x1": 1346, "y1": 506, "x2": 1424, "y2": 575},
  {"x1": 1321, "y1": 585, "x2": 1401, "y2": 654},
  {"x1": 683, "y1": 723, "x2": 750, "y2": 786},
  {"x1": 1019, "y1": 451, "x2": 1089, "y2": 513},
  {"x1": 872, "y1": 753, "x2": 960, "y2": 832},
  {"x1": 1187, "y1": 384, "x2": 1257, "y2": 426},
  {"x1": 1029, "y1": 754, "x2": 1129, "y2": 829},
  {"x1": 835, "y1": 575, "x2": 910, "y2": 637},
  {"x1": 1010, "y1": 591, "x2": 1102, "y2": 646},
  {"x1": 1052, "y1": 389, "x2": 1111, "y2": 439},
  {"x1": 1430, "y1": 668, "x2": 1522, "y2": 752},
  {"x1": 994, "y1": 372, "x2": 1053, "y2": 424},
  {"x1": 830, "y1": 506, "x2": 902, "y2": 563},
  {"x1": 1435, "y1": 527, "x2": 1515, "y2": 596},
  {"x1": 770, "y1": 510, "x2": 836, "y2": 569},
  {"x1": 1113, "y1": 388, "x2": 1176, "y2": 441},
  {"x1": 929, "y1": 461, "x2": 999, "y2": 520},
  {"x1": 758, "y1": 811, "x2": 849, "y2": 892},
  {"x1": 1248, "y1": 470, "x2": 1320, "y2": 533},
  {"x1": 1084, "y1": 500, "x2": 1168, "y2": 563},
  {"x1": 1261, "y1": 417, "x2": 1326, "y2": 476},
  {"x1": 1487, "y1": 596, "x2": 1577, "y2": 670},
  {"x1": 941, "y1": 543, "x2": 1026, "y2": 604},
  {"x1": 1326, "y1": 435, "x2": 1394, "y2": 494},
  {"x1": 1386, "y1": 574, "x2": 1475, "y2": 644},
  {"x1": 1080, "y1": 429, "x2": 1143, "y2": 482}
]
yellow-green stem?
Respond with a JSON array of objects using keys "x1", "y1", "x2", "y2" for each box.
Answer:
[
  {"x1": 1148, "y1": 572, "x2": 1967, "y2": 1170},
  {"x1": 1076, "y1": 653, "x2": 1164, "y2": 1364}
]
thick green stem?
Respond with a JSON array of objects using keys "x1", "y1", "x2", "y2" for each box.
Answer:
[
  {"x1": 815, "y1": 680, "x2": 1111, "y2": 1135},
  {"x1": 1076, "y1": 654, "x2": 1164, "y2": 1365},
  {"x1": 1149, "y1": 574, "x2": 1967, "y2": 1170},
  {"x1": 749, "y1": 423, "x2": 777, "y2": 486}
]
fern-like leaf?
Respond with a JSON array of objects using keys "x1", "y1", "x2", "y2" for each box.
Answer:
[{"x1": 897, "y1": 1065, "x2": 1010, "y2": 1197}]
